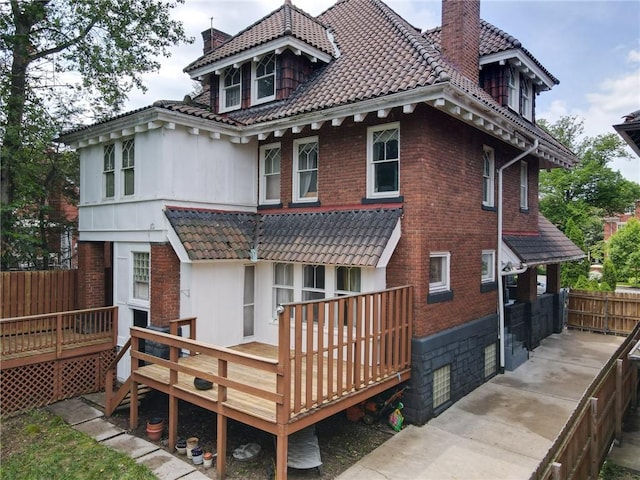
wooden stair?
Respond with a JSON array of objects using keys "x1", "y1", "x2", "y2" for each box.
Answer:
[{"x1": 105, "y1": 376, "x2": 151, "y2": 416}]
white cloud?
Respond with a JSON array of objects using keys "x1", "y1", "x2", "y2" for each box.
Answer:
[{"x1": 628, "y1": 49, "x2": 640, "y2": 63}]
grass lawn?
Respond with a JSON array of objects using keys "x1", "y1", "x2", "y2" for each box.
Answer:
[{"x1": 0, "y1": 409, "x2": 156, "y2": 480}]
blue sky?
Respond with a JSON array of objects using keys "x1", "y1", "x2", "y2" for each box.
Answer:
[{"x1": 126, "y1": 0, "x2": 640, "y2": 182}]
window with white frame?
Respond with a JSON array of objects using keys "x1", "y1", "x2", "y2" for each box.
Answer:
[
  {"x1": 293, "y1": 137, "x2": 318, "y2": 202},
  {"x1": 520, "y1": 161, "x2": 528, "y2": 210},
  {"x1": 481, "y1": 250, "x2": 495, "y2": 283},
  {"x1": 260, "y1": 143, "x2": 281, "y2": 204},
  {"x1": 122, "y1": 138, "x2": 135, "y2": 196},
  {"x1": 132, "y1": 252, "x2": 149, "y2": 300},
  {"x1": 302, "y1": 265, "x2": 325, "y2": 301},
  {"x1": 368, "y1": 123, "x2": 400, "y2": 197},
  {"x1": 336, "y1": 266, "x2": 361, "y2": 295},
  {"x1": 520, "y1": 77, "x2": 532, "y2": 120},
  {"x1": 482, "y1": 146, "x2": 495, "y2": 207},
  {"x1": 104, "y1": 143, "x2": 115, "y2": 198},
  {"x1": 507, "y1": 63, "x2": 534, "y2": 121},
  {"x1": 273, "y1": 263, "x2": 293, "y2": 318},
  {"x1": 253, "y1": 52, "x2": 275, "y2": 103},
  {"x1": 507, "y1": 64, "x2": 518, "y2": 111},
  {"x1": 433, "y1": 364, "x2": 451, "y2": 408},
  {"x1": 221, "y1": 66, "x2": 241, "y2": 112},
  {"x1": 243, "y1": 265, "x2": 255, "y2": 337},
  {"x1": 429, "y1": 252, "x2": 450, "y2": 293}
]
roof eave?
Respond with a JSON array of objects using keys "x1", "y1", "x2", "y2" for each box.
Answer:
[{"x1": 480, "y1": 49, "x2": 558, "y2": 90}]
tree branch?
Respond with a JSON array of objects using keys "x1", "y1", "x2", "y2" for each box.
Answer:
[{"x1": 29, "y1": 19, "x2": 98, "y2": 62}]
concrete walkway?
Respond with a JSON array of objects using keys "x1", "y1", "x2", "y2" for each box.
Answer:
[
  {"x1": 46, "y1": 398, "x2": 211, "y2": 480},
  {"x1": 337, "y1": 329, "x2": 630, "y2": 480}
]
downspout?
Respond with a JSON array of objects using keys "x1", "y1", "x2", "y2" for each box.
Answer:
[{"x1": 497, "y1": 138, "x2": 538, "y2": 373}]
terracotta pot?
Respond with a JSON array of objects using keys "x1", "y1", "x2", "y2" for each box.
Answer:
[{"x1": 146, "y1": 418, "x2": 164, "y2": 441}]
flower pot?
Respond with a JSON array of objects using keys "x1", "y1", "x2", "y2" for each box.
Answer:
[
  {"x1": 175, "y1": 439, "x2": 187, "y2": 455},
  {"x1": 146, "y1": 418, "x2": 164, "y2": 441},
  {"x1": 191, "y1": 446, "x2": 204, "y2": 465},
  {"x1": 186, "y1": 436, "x2": 199, "y2": 459},
  {"x1": 203, "y1": 451, "x2": 215, "y2": 468}
]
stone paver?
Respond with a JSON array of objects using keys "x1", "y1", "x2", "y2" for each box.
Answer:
[
  {"x1": 46, "y1": 397, "x2": 102, "y2": 425},
  {"x1": 73, "y1": 417, "x2": 124, "y2": 442},
  {"x1": 136, "y1": 448, "x2": 197, "y2": 480},
  {"x1": 101, "y1": 433, "x2": 160, "y2": 459}
]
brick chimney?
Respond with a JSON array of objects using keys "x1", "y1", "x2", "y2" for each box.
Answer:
[
  {"x1": 441, "y1": 0, "x2": 481, "y2": 84},
  {"x1": 201, "y1": 28, "x2": 232, "y2": 54}
]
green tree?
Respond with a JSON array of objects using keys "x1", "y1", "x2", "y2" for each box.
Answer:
[
  {"x1": 561, "y1": 218, "x2": 590, "y2": 287},
  {"x1": 539, "y1": 116, "x2": 640, "y2": 263},
  {"x1": 601, "y1": 258, "x2": 617, "y2": 291},
  {"x1": 627, "y1": 251, "x2": 640, "y2": 286},
  {"x1": 1, "y1": 0, "x2": 191, "y2": 268},
  {"x1": 608, "y1": 218, "x2": 640, "y2": 282}
]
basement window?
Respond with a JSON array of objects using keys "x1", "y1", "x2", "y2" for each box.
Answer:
[
  {"x1": 484, "y1": 344, "x2": 497, "y2": 378},
  {"x1": 433, "y1": 364, "x2": 451, "y2": 409}
]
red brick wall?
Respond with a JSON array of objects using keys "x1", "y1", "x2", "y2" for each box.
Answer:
[
  {"x1": 260, "y1": 103, "x2": 539, "y2": 338},
  {"x1": 441, "y1": 0, "x2": 481, "y2": 84},
  {"x1": 150, "y1": 243, "x2": 180, "y2": 327},
  {"x1": 77, "y1": 241, "x2": 106, "y2": 309}
]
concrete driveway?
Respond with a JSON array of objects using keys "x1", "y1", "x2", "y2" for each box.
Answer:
[{"x1": 337, "y1": 329, "x2": 625, "y2": 480}]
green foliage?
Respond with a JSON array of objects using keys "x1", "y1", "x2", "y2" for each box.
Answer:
[
  {"x1": 561, "y1": 218, "x2": 590, "y2": 287},
  {"x1": 539, "y1": 116, "x2": 640, "y2": 264},
  {"x1": 608, "y1": 218, "x2": 640, "y2": 282},
  {"x1": 602, "y1": 258, "x2": 617, "y2": 291}
]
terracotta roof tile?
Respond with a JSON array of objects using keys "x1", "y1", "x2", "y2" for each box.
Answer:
[
  {"x1": 503, "y1": 216, "x2": 585, "y2": 265},
  {"x1": 164, "y1": 207, "x2": 402, "y2": 266},
  {"x1": 184, "y1": 3, "x2": 334, "y2": 73}
]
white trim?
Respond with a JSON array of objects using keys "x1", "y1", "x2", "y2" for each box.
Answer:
[
  {"x1": 219, "y1": 66, "x2": 242, "y2": 113},
  {"x1": 377, "y1": 218, "x2": 401, "y2": 268},
  {"x1": 366, "y1": 122, "x2": 400, "y2": 199},
  {"x1": 482, "y1": 145, "x2": 495, "y2": 207},
  {"x1": 481, "y1": 249, "x2": 496, "y2": 283},
  {"x1": 479, "y1": 50, "x2": 556, "y2": 90},
  {"x1": 259, "y1": 142, "x2": 281, "y2": 205},
  {"x1": 429, "y1": 252, "x2": 451, "y2": 293},
  {"x1": 292, "y1": 136, "x2": 319, "y2": 203},
  {"x1": 520, "y1": 161, "x2": 529, "y2": 209},
  {"x1": 251, "y1": 52, "x2": 276, "y2": 105}
]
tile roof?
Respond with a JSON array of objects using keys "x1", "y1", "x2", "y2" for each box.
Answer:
[
  {"x1": 423, "y1": 20, "x2": 559, "y2": 85},
  {"x1": 613, "y1": 109, "x2": 640, "y2": 158},
  {"x1": 164, "y1": 207, "x2": 402, "y2": 267},
  {"x1": 165, "y1": 208, "x2": 256, "y2": 261},
  {"x1": 503, "y1": 216, "x2": 585, "y2": 266},
  {"x1": 184, "y1": 3, "x2": 335, "y2": 73}
]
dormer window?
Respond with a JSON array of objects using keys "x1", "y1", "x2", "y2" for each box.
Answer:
[
  {"x1": 253, "y1": 52, "x2": 276, "y2": 104},
  {"x1": 221, "y1": 67, "x2": 241, "y2": 112},
  {"x1": 507, "y1": 63, "x2": 533, "y2": 121}
]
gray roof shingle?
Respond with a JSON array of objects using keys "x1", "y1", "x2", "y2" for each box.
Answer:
[
  {"x1": 503, "y1": 216, "x2": 586, "y2": 266},
  {"x1": 165, "y1": 206, "x2": 402, "y2": 266}
]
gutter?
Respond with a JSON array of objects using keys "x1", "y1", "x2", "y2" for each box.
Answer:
[{"x1": 496, "y1": 138, "x2": 539, "y2": 373}]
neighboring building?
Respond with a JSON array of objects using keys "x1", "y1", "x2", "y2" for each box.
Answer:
[
  {"x1": 604, "y1": 200, "x2": 640, "y2": 241},
  {"x1": 60, "y1": 0, "x2": 583, "y2": 423}
]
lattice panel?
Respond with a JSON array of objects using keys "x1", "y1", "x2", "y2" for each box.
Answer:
[
  {"x1": 60, "y1": 356, "x2": 100, "y2": 399},
  {"x1": 99, "y1": 349, "x2": 117, "y2": 389},
  {"x1": 1, "y1": 362, "x2": 56, "y2": 414}
]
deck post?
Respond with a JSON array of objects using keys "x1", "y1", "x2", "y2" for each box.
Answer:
[
  {"x1": 615, "y1": 359, "x2": 623, "y2": 444},
  {"x1": 130, "y1": 334, "x2": 139, "y2": 430},
  {"x1": 216, "y1": 413, "x2": 227, "y2": 480},
  {"x1": 276, "y1": 432, "x2": 288, "y2": 480},
  {"x1": 169, "y1": 395, "x2": 178, "y2": 451}
]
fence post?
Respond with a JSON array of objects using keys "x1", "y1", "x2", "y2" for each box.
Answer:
[
  {"x1": 551, "y1": 461, "x2": 562, "y2": 480},
  {"x1": 604, "y1": 294, "x2": 609, "y2": 334},
  {"x1": 590, "y1": 397, "x2": 599, "y2": 478},
  {"x1": 616, "y1": 359, "x2": 623, "y2": 445}
]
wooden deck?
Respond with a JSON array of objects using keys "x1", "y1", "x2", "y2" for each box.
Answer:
[{"x1": 122, "y1": 286, "x2": 413, "y2": 480}]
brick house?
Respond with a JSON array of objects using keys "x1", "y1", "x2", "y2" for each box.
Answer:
[{"x1": 60, "y1": 0, "x2": 583, "y2": 423}]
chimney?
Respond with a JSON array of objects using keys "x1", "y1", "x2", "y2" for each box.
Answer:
[
  {"x1": 441, "y1": 0, "x2": 481, "y2": 84},
  {"x1": 201, "y1": 28, "x2": 232, "y2": 55}
]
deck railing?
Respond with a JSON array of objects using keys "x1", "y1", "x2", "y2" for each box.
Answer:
[
  {"x1": 0, "y1": 306, "x2": 117, "y2": 369},
  {"x1": 278, "y1": 285, "x2": 413, "y2": 418}
]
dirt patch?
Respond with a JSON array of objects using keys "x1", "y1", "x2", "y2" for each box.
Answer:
[{"x1": 106, "y1": 391, "x2": 397, "y2": 479}]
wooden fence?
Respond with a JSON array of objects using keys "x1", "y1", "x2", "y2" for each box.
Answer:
[
  {"x1": 567, "y1": 290, "x2": 640, "y2": 335},
  {"x1": 529, "y1": 321, "x2": 640, "y2": 480},
  {"x1": 0, "y1": 270, "x2": 77, "y2": 318}
]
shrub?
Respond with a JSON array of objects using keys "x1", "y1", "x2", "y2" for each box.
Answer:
[{"x1": 602, "y1": 259, "x2": 617, "y2": 291}]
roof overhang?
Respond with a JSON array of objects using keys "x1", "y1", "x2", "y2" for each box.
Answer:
[
  {"x1": 613, "y1": 120, "x2": 640, "y2": 158},
  {"x1": 480, "y1": 49, "x2": 557, "y2": 91},
  {"x1": 186, "y1": 36, "x2": 334, "y2": 79}
]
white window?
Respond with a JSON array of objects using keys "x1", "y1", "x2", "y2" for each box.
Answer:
[
  {"x1": 243, "y1": 265, "x2": 255, "y2": 337},
  {"x1": 481, "y1": 250, "x2": 495, "y2": 283},
  {"x1": 221, "y1": 66, "x2": 241, "y2": 112},
  {"x1": 122, "y1": 138, "x2": 135, "y2": 196},
  {"x1": 433, "y1": 364, "x2": 451, "y2": 408},
  {"x1": 253, "y1": 52, "x2": 275, "y2": 104},
  {"x1": 273, "y1": 263, "x2": 293, "y2": 318},
  {"x1": 293, "y1": 137, "x2": 318, "y2": 202},
  {"x1": 302, "y1": 265, "x2": 325, "y2": 301},
  {"x1": 520, "y1": 161, "x2": 528, "y2": 210},
  {"x1": 429, "y1": 252, "x2": 450, "y2": 293},
  {"x1": 367, "y1": 123, "x2": 400, "y2": 198},
  {"x1": 132, "y1": 252, "x2": 149, "y2": 300},
  {"x1": 482, "y1": 146, "x2": 495, "y2": 207},
  {"x1": 507, "y1": 64, "x2": 518, "y2": 111},
  {"x1": 520, "y1": 77, "x2": 532, "y2": 120},
  {"x1": 260, "y1": 143, "x2": 281, "y2": 204},
  {"x1": 336, "y1": 267, "x2": 361, "y2": 295},
  {"x1": 104, "y1": 144, "x2": 115, "y2": 198}
]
